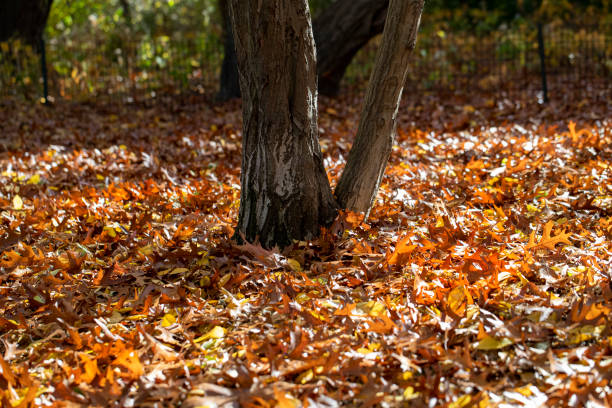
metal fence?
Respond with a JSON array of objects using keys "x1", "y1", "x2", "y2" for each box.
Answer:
[
  {"x1": 1, "y1": 21, "x2": 611, "y2": 104},
  {"x1": 0, "y1": 33, "x2": 223, "y2": 103},
  {"x1": 409, "y1": 21, "x2": 612, "y2": 101}
]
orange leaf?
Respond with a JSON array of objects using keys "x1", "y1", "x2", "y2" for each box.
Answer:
[
  {"x1": 78, "y1": 354, "x2": 99, "y2": 384},
  {"x1": 334, "y1": 303, "x2": 356, "y2": 316},
  {"x1": 0, "y1": 250, "x2": 22, "y2": 268},
  {"x1": 387, "y1": 235, "x2": 417, "y2": 266},
  {"x1": 273, "y1": 387, "x2": 296, "y2": 408},
  {"x1": 447, "y1": 285, "x2": 468, "y2": 317},
  {"x1": 526, "y1": 221, "x2": 571, "y2": 251},
  {"x1": 113, "y1": 349, "x2": 144, "y2": 379},
  {"x1": 0, "y1": 354, "x2": 16, "y2": 386}
]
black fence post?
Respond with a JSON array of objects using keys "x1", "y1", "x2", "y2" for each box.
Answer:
[
  {"x1": 39, "y1": 35, "x2": 49, "y2": 104},
  {"x1": 537, "y1": 22, "x2": 548, "y2": 103}
]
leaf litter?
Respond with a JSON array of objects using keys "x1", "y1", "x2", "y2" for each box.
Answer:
[{"x1": 0, "y1": 89, "x2": 611, "y2": 407}]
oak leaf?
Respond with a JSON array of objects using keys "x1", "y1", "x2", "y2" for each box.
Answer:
[
  {"x1": 526, "y1": 221, "x2": 571, "y2": 251},
  {"x1": 78, "y1": 353, "x2": 99, "y2": 384}
]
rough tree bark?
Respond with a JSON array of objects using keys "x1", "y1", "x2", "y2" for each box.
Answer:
[
  {"x1": 334, "y1": 0, "x2": 424, "y2": 216},
  {"x1": 216, "y1": 0, "x2": 241, "y2": 101},
  {"x1": 228, "y1": 0, "x2": 337, "y2": 248},
  {"x1": 313, "y1": 0, "x2": 388, "y2": 96},
  {"x1": 218, "y1": 0, "x2": 389, "y2": 101}
]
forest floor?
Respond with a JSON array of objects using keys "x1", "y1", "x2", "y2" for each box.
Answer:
[{"x1": 0, "y1": 86, "x2": 611, "y2": 407}]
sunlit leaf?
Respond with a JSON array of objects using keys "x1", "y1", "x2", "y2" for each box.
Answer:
[
  {"x1": 12, "y1": 195, "x2": 23, "y2": 210},
  {"x1": 526, "y1": 221, "x2": 572, "y2": 250},
  {"x1": 194, "y1": 326, "x2": 226, "y2": 343},
  {"x1": 286, "y1": 258, "x2": 302, "y2": 272},
  {"x1": 161, "y1": 313, "x2": 177, "y2": 328},
  {"x1": 476, "y1": 335, "x2": 514, "y2": 350}
]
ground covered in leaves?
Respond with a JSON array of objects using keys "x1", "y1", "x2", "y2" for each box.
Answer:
[{"x1": 0, "y1": 88, "x2": 611, "y2": 407}]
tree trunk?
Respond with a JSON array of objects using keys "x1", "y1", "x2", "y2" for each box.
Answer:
[
  {"x1": 119, "y1": 0, "x2": 132, "y2": 26},
  {"x1": 216, "y1": 0, "x2": 241, "y2": 101},
  {"x1": 228, "y1": 0, "x2": 337, "y2": 249},
  {"x1": 0, "y1": 0, "x2": 54, "y2": 47},
  {"x1": 314, "y1": 0, "x2": 388, "y2": 97},
  {"x1": 335, "y1": 0, "x2": 423, "y2": 216},
  {"x1": 218, "y1": 0, "x2": 389, "y2": 101}
]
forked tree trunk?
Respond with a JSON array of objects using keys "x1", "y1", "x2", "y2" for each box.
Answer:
[
  {"x1": 228, "y1": 0, "x2": 337, "y2": 248},
  {"x1": 335, "y1": 0, "x2": 423, "y2": 216},
  {"x1": 314, "y1": 0, "x2": 388, "y2": 97}
]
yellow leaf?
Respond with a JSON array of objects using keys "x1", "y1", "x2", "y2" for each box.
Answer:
[
  {"x1": 138, "y1": 245, "x2": 154, "y2": 256},
  {"x1": 199, "y1": 276, "x2": 211, "y2": 287},
  {"x1": 218, "y1": 273, "x2": 231, "y2": 287},
  {"x1": 404, "y1": 386, "x2": 418, "y2": 399},
  {"x1": 194, "y1": 326, "x2": 226, "y2": 343},
  {"x1": 12, "y1": 195, "x2": 23, "y2": 210},
  {"x1": 103, "y1": 226, "x2": 117, "y2": 238},
  {"x1": 463, "y1": 105, "x2": 475, "y2": 113},
  {"x1": 514, "y1": 385, "x2": 533, "y2": 397},
  {"x1": 368, "y1": 342, "x2": 381, "y2": 351},
  {"x1": 296, "y1": 369, "x2": 314, "y2": 384},
  {"x1": 476, "y1": 335, "x2": 514, "y2": 350},
  {"x1": 308, "y1": 309, "x2": 326, "y2": 321},
  {"x1": 161, "y1": 313, "x2": 176, "y2": 328},
  {"x1": 567, "y1": 325, "x2": 604, "y2": 345},
  {"x1": 125, "y1": 314, "x2": 147, "y2": 321},
  {"x1": 449, "y1": 395, "x2": 472, "y2": 408},
  {"x1": 286, "y1": 258, "x2": 302, "y2": 272},
  {"x1": 27, "y1": 174, "x2": 41, "y2": 184},
  {"x1": 356, "y1": 301, "x2": 386, "y2": 317}
]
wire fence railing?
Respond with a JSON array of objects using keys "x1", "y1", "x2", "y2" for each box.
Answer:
[
  {"x1": 348, "y1": 21, "x2": 611, "y2": 102},
  {"x1": 1, "y1": 21, "x2": 611, "y2": 104},
  {"x1": 0, "y1": 32, "x2": 223, "y2": 103}
]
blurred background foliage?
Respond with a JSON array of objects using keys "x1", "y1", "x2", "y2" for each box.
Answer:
[
  {"x1": 45, "y1": 0, "x2": 612, "y2": 40},
  {"x1": 1, "y1": 0, "x2": 610, "y2": 102}
]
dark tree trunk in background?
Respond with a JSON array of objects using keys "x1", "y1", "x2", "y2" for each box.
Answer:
[
  {"x1": 228, "y1": 0, "x2": 337, "y2": 248},
  {"x1": 0, "y1": 0, "x2": 54, "y2": 47},
  {"x1": 335, "y1": 0, "x2": 424, "y2": 216},
  {"x1": 314, "y1": 0, "x2": 388, "y2": 97},
  {"x1": 119, "y1": 0, "x2": 132, "y2": 26},
  {"x1": 216, "y1": 0, "x2": 241, "y2": 101},
  {"x1": 218, "y1": 0, "x2": 389, "y2": 101}
]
